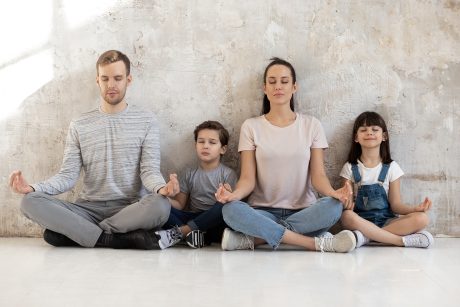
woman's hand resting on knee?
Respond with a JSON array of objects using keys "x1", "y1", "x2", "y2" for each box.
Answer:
[{"x1": 333, "y1": 181, "x2": 354, "y2": 210}]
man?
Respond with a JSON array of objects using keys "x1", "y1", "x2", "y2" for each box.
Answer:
[{"x1": 9, "y1": 50, "x2": 178, "y2": 249}]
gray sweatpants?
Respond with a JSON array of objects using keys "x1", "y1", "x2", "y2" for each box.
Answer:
[{"x1": 20, "y1": 192, "x2": 171, "y2": 247}]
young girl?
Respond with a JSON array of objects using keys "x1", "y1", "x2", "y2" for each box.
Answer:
[{"x1": 340, "y1": 111, "x2": 433, "y2": 248}]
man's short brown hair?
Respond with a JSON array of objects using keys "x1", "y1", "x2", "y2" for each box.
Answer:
[{"x1": 96, "y1": 50, "x2": 131, "y2": 75}]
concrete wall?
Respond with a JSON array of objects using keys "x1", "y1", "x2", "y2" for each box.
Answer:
[{"x1": 1, "y1": 0, "x2": 459, "y2": 237}]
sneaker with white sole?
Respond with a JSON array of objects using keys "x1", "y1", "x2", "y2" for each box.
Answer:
[
  {"x1": 315, "y1": 230, "x2": 356, "y2": 253},
  {"x1": 221, "y1": 228, "x2": 254, "y2": 251},
  {"x1": 402, "y1": 230, "x2": 434, "y2": 248},
  {"x1": 353, "y1": 230, "x2": 370, "y2": 248},
  {"x1": 186, "y1": 230, "x2": 206, "y2": 248},
  {"x1": 318, "y1": 232, "x2": 333, "y2": 238},
  {"x1": 155, "y1": 226, "x2": 183, "y2": 249}
]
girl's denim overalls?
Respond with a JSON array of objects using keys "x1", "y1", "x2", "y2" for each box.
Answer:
[{"x1": 352, "y1": 163, "x2": 395, "y2": 227}]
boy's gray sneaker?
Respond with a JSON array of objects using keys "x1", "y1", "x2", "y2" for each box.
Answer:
[
  {"x1": 221, "y1": 228, "x2": 254, "y2": 251},
  {"x1": 353, "y1": 230, "x2": 370, "y2": 248},
  {"x1": 155, "y1": 226, "x2": 183, "y2": 250},
  {"x1": 402, "y1": 230, "x2": 434, "y2": 248},
  {"x1": 315, "y1": 230, "x2": 356, "y2": 253}
]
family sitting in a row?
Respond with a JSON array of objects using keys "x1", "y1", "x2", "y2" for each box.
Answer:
[{"x1": 9, "y1": 50, "x2": 433, "y2": 253}]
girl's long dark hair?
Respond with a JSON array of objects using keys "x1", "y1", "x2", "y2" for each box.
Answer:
[
  {"x1": 262, "y1": 57, "x2": 296, "y2": 114},
  {"x1": 347, "y1": 111, "x2": 393, "y2": 164}
]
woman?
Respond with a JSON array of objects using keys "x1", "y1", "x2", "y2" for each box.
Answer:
[{"x1": 215, "y1": 57, "x2": 355, "y2": 252}]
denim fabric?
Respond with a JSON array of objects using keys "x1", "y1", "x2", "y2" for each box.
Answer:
[
  {"x1": 164, "y1": 202, "x2": 227, "y2": 243},
  {"x1": 352, "y1": 163, "x2": 395, "y2": 228},
  {"x1": 222, "y1": 197, "x2": 342, "y2": 249}
]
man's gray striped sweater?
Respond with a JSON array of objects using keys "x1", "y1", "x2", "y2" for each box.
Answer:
[{"x1": 31, "y1": 104, "x2": 166, "y2": 202}]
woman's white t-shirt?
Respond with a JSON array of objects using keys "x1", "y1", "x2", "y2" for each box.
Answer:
[{"x1": 238, "y1": 113, "x2": 328, "y2": 209}]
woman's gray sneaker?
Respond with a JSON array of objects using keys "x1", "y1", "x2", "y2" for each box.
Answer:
[
  {"x1": 315, "y1": 230, "x2": 356, "y2": 253},
  {"x1": 221, "y1": 228, "x2": 254, "y2": 251}
]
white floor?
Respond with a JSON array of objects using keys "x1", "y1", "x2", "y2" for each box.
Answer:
[{"x1": 1, "y1": 238, "x2": 458, "y2": 307}]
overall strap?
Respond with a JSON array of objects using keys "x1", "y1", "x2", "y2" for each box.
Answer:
[
  {"x1": 378, "y1": 163, "x2": 390, "y2": 183},
  {"x1": 351, "y1": 163, "x2": 361, "y2": 183}
]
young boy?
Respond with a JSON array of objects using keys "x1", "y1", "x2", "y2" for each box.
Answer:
[{"x1": 156, "y1": 121, "x2": 237, "y2": 249}]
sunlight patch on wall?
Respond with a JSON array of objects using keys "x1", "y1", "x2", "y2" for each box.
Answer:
[
  {"x1": 0, "y1": 0, "x2": 52, "y2": 66},
  {"x1": 62, "y1": 0, "x2": 116, "y2": 29},
  {"x1": 0, "y1": 49, "x2": 54, "y2": 120}
]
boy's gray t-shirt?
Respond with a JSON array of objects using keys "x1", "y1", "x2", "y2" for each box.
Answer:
[{"x1": 179, "y1": 163, "x2": 237, "y2": 212}]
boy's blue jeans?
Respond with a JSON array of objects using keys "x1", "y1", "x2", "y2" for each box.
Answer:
[
  {"x1": 222, "y1": 197, "x2": 343, "y2": 249},
  {"x1": 164, "y1": 202, "x2": 226, "y2": 243}
]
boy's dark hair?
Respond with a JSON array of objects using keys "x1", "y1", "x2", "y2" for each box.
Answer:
[
  {"x1": 262, "y1": 57, "x2": 297, "y2": 114},
  {"x1": 193, "y1": 120, "x2": 229, "y2": 146},
  {"x1": 96, "y1": 50, "x2": 131, "y2": 76},
  {"x1": 347, "y1": 111, "x2": 393, "y2": 164}
]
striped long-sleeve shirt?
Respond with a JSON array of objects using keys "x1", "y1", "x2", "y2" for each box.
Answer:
[{"x1": 31, "y1": 104, "x2": 166, "y2": 202}]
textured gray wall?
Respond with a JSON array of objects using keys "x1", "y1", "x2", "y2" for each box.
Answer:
[{"x1": 1, "y1": 0, "x2": 459, "y2": 237}]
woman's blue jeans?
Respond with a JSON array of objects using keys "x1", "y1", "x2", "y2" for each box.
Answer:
[{"x1": 222, "y1": 197, "x2": 342, "y2": 249}]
